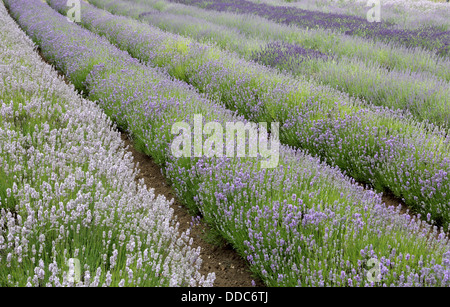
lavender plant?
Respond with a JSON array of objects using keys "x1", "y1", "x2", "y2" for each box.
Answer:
[
  {"x1": 0, "y1": 0, "x2": 214, "y2": 287},
  {"x1": 6, "y1": 0, "x2": 450, "y2": 287},
  {"x1": 258, "y1": 0, "x2": 450, "y2": 30},
  {"x1": 47, "y1": 0, "x2": 450, "y2": 229}
]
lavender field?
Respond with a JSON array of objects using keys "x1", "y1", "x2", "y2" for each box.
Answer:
[{"x1": 1, "y1": 0, "x2": 450, "y2": 288}]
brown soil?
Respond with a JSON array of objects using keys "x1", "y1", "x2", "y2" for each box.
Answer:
[
  {"x1": 120, "y1": 132, "x2": 265, "y2": 287},
  {"x1": 381, "y1": 190, "x2": 409, "y2": 215}
]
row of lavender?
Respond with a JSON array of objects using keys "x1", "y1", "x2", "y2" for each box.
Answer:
[
  {"x1": 0, "y1": 1, "x2": 214, "y2": 287},
  {"x1": 6, "y1": 0, "x2": 450, "y2": 286},
  {"x1": 94, "y1": 0, "x2": 450, "y2": 126},
  {"x1": 248, "y1": 0, "x2": 450, "y2": 31},
  {"x1": 167, "y1": 0, "x2": 450, "y2": 56},
  {"x1": 48, "y1": 0, "x2": 450, "y2": 229}
]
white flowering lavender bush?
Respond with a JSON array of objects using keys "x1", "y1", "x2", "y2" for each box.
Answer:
[{"x1": 0, "y1": 1, "x2": 214, "y2": 287}]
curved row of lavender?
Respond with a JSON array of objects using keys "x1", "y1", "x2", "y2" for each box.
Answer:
[
  {"x1": 0, "y1": 1, "x2": 214, "y2": 287},
  {"x1": 123, "y1": 0, "x2": 450, "y2": 82},
  {"x1": 6, "y1": 0, "x2": 450, "y2": 287},
  {"x1": 167, "y1": 0, "x2": 450, "y2": 56},
  {"x1": 89, "y1": 0, "x2": 450, "y2": 125},
  {"x1": 247, "y1": 0, "x2": 450, "y2": 31},
  {"x1": 47, "y1": 0, "x2": 450, "y2": 229}
]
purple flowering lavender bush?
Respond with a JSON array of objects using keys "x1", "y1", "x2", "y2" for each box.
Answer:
[
  {"x1": 250, "y1": 41, "x2": 331, "y2": 71},
  {"x1": 256, "y1": 0, "x2": 450, "y2": 31},
  {"x1": 5, "y1": 0, "x2": 450, "y2": 287}
]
